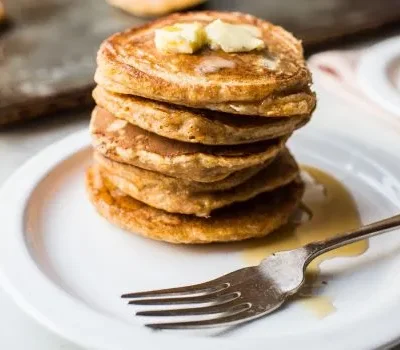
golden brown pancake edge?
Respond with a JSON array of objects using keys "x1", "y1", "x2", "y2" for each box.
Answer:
[
  {"x1": 90, "y1": 107, "x2": 288, "y2": 182},
  {"x1": 93, "y1": 85, "x2": 310, "y2": 145},
  {"x1": 97, "y1": 148, "x2": 299, "y2": 216},
  {"x1": 86, "y1": 166, "x2": 304, "y2": 243}
]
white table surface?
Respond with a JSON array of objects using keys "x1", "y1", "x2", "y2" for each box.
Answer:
[{"x1": 0, "y1": 112, "x2": 87, "y2": 350}]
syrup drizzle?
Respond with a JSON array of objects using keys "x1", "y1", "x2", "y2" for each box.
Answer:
[{"x1": 242, "y1": 166, "x2": 368, "y2": 318}]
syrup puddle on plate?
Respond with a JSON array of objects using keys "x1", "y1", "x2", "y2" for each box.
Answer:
[{"x1": 242, "y1": 166, "x2": 368, "y2": 318}]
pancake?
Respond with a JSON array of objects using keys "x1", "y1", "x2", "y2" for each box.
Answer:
[
  {"x1": 95, "y1": 70, "x2": 316, "y2": 118},
  {"x1": 106, "y1": 0, "x2": 206, "y2": 17},
  {"x1": 93, "y1": 85, "x2": 310, "y2": 145},
  {"x1": 90, "y1": 107, "x2": 287, "y2": 182},
  {"x1": 86, "y1": 166, "x2": 304, "y2": 243},
  {"x1": 96, "y1": 11, "x2": 314, "y2": 114},
  {"x1": 98, "y1": 149, "x2": 299, "y2": 217},
  {"x1": 94, "y1": 152, "x2": 272, "y2": 192}
]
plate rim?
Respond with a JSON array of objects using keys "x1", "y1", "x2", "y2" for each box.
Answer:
[
  {"x1": 1, "y1": 128, "x2": 400, "y2": 349},
  {"x1": 357, "y1": 36, "x2": 400, "y2": 116}
]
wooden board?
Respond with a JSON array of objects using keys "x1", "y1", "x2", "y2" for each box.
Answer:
[{"x1": 1, "y1": 0, "x2": 400, "y2": 126}]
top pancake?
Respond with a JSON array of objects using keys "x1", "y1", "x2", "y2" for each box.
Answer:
[{"x1": 96, "y1": 11, "x2": 313, "y2": 111}]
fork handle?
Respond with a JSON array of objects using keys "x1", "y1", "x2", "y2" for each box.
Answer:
[{"x1": 304, "y1": 213, "x2": 400, "y2": 263}]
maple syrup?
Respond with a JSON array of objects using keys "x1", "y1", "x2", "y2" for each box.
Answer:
[{"x1": 242, "y1": 166, "x2": 368, "y2": 318}]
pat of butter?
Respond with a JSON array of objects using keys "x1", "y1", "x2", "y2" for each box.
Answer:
[
  {"x1": 205, "y1": 19, "x2": 265, "y2": 53},
  {"x1": 154, "y1": 23, "x2": 206, "y2": 54}
]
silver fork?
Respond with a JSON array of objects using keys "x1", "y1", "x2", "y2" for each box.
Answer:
[{"x1": 122, "y1": 214, "x2": 400, "y2": 329}]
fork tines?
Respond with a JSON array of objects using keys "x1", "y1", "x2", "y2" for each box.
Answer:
[{"x1": 121, "y1": 281, "x2": 253, "y2": 329}]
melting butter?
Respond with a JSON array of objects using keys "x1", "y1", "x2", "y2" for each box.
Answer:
[
  {"x1": 154, "y1": 23, "x2": 206, "y2": 54},
  {"x1": 205, "y1": 19, "x2": 265, "y2": 53},
  {"x1": 195, "y1": 57, "x2": 236, "y2": 74},
  {"x1": 242, "y1": 166, "x2": 368, "y2": 318}
]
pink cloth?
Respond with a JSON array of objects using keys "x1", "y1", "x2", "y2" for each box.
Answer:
[{"x1": 308, "y1": 48, "x2": 397, "y2": 118}]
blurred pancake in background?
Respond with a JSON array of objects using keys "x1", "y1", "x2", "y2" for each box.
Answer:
[
  {"x1": 0, "y1": 1, "x2": 5, "y2": 23},
  {"x1": 106, "y1": 0, "x2": 206, "y2": 17}
]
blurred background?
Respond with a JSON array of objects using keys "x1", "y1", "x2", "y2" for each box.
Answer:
[{"x1": 1, "y1": 0, "x2": 400, "y2": 126}]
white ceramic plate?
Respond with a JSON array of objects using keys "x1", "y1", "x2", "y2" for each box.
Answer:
[
  {"x1": 2, "y1": 87, "x2": 400, "y2": 350},
  {"x1": 358, "y1": 36, "x2": 400, "y2": 116}
]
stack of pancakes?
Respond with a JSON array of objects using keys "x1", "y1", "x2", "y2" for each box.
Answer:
[{"x1": 86, "y1": 11, "x2": 316, "y2": 244}]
